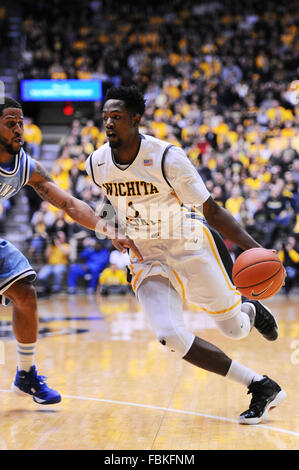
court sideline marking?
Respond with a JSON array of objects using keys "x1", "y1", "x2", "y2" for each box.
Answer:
[{"x1": 0, "y1": 389, "x2": 298, "y2": 438}]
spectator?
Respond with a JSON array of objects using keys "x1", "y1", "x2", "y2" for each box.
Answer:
[
  {"x1": 245, "y1": 190, "x2": 262, "y2": 220},
  {"x1": 67, "y1": 238, "x2": 109, "y2": 294},
  {"x1": 27, "y1": 212, "x2": 48, "y2": 264},
  {"x1": 31, "y1": 201, "x2": 56, "y2": 229},
  {"x1": 23, "y1": 117, "x2": 42, "y2": 159},
  {"x1": 48, "y1": 209, "x2": 71, "y2": 240},
  {"x1": 99, "y1": 263, "x2": 129, "y2": 296},
  {"x1": 211, "y1": 185, "x2": 226, "y2": 207},
  {"x1": 263, "y1": 184, "x2": 294, "y2": 248},
  {"x1": 278, "y1": 236, "x2": 299, "y2": 295},
  {"x1": 56, "y1": 146, "x2": 74, "y2": 173},
  {"x1": 225, "y1": 185, "x2": 245, "y2": 222},
  {"x1": 292, "y1": 159, "x2": 299, "y2": 186},
  {"x1": 81, "y1": 119, "x2": 101, "y2": 145},
  {"x1": 37, "y1": 231, "x2": 70, "y2": 295},
  {"x1": 50, "y1": 163, "x2": 70, "y2": 191}
]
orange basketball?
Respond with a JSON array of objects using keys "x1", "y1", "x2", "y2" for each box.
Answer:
[{"x1": 232, "y1": 248, "x2": 285, "y2": 300}]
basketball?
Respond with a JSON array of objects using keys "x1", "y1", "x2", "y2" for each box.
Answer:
[{"x1": 232, "y1": 248, "x2": 286, "y2": 300}]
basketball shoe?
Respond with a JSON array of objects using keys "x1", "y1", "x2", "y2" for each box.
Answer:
[
  {"x1": 239, "y1": 375, "x2": 286, "y2": 424},
  {"x1": 11, "y1": 365, "x2": 61, "y2": 404},
  {"x1": 248, "y1": 300, "x2": 279, "y2": 341}
]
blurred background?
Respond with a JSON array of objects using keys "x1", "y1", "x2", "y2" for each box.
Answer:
[{"x1": 0, "y1": 0, "x2": 298, "y2": 297}]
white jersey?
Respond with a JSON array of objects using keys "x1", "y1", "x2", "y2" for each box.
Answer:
[
  {"x1": 86, "y1": 134, "x2": 210, "y2": 242},
  {"x1": 86, "y1": 135, "x2": 241, "y2": 320}
]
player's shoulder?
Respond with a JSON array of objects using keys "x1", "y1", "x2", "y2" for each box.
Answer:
[
  {"x1": 141, "y1": 134, "x2": 183, "y2": 154},
  {"x1": 86, "y1": 142, "x2": 110, "y2": 169},
  {"x1": 90, "y1": 142, "x2": 110, "y2": 161},
  {"x1": 19, "y1": 147, "x2": 37, "y2": 169},
  {"x1": 19, "y1": 147, "x2": 31, "y2": 160}
]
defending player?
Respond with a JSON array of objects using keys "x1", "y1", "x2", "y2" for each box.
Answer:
[
  {"x1": 85, "y1": 85, "x2": 286, "y2": 425},
  {"x1": 0, "y1": 97, "x2": 142, "y2": 405}
]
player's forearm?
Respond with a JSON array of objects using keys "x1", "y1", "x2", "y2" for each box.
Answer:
[
  {"x1": 28, "y1": 169, "x2": 117, "y2": 239},
  {"x1": 202, "y1": 198, "x2": 261, "y2": 251},
  {"x1": 65, "y1": 197, "x2": 117, "y2": 238}
]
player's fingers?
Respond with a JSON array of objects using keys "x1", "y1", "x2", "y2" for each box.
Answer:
[
  {"x1": 112, "y1": 240, "x2": 124, "y2": 253},
  {"x1": 112, "y1": 238, "x2": 143, "y2": 262},
  {"x1": 112, "y1": 239, "x2": 143, "y2": 262},
  {"x1": 126, "y1": 239, "x2": 143, "y2": 262}
]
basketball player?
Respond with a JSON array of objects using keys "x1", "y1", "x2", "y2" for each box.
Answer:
[
  {"x1": 0, "y1": 97, "x2": 142, "y2": 405},
  {"x1": 86, "y1": 86, "x2": 286, "y2": 425}
]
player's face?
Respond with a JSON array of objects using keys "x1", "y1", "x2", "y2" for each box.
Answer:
[
  {"x1": 102, "y1": 99, "x2": 137, "y2": 149},
  {"x1": 0, "y1": 108, "x2": 24, "y2": 156}
]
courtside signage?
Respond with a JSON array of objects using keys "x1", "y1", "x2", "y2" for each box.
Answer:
[{"x1": 20, "y1": 79, "x2": 103, "y2": 101}]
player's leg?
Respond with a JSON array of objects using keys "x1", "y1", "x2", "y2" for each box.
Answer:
[
  {"x1": 185, "y1": 339, "x2": 286, "y2": 424},
  {"x1": 213, "y1": 302, "x2": 255, "y2": 340},
  {"x1": 5, "y1": 279, "x2": 39, "y2": 344},
  {"x1": 0, "y1": 239, "x2": 61, "y2": 404},
  {"x1": 137, "y1": 274, "x2": 285, "y2": 424},
  {"x1": 5, "y1": 279, "x2": 61, "y2": 404},
  {"x1": 137, "y1": 275, "x2": 195, "y2": 357},
  {"x1": 137, "y1": 275, "x2": 234, "y2": 371}
]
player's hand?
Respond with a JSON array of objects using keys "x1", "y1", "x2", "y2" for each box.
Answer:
[{"x1": 112, "y1": 236, "x2": 143, "y2": 262}]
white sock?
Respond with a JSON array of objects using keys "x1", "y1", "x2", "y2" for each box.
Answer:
[
  {"x1": 226, "y1": 360, "x2": 264, "y2": 387},
  {"x1": 17, "y1": 342, "x2": 36, "y2": 372}
]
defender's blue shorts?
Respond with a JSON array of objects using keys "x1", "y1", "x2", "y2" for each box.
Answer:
[{"x1": 0, "y1": 239, "x2": 36, "y2": 306}]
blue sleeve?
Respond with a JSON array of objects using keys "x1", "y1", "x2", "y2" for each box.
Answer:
[{"x1": 22, "y1": 151, "x2": 36, "y2": 186}]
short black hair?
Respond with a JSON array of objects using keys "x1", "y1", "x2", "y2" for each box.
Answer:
[
  {"x1": 0, "y1": 97, "x2": 22, "y2": 117},
  {"x1": 104, "y1": 85, "x2": 146, "y2": 116}
]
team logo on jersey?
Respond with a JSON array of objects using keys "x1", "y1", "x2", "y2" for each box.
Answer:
[
  {"x1": 0, "y1": 182, "x2": 17, "y2": 198},
  {"x1": 102, "y1": 181, "x2": 159, "y2": 197},
  {"x1": 143, "y1": 159, "x2": 153, "y2": 166}
]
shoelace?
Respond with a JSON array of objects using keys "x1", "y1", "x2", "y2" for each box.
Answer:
[
  {"x1": 21, "y1": 370, "x2": 48, "y2": 387},
  {"x1": 33, "y1": 374, "x2": 48, "y2": 386},
  {"x1": 247, "y1": 380, "x2": 269, "y2": 414}
]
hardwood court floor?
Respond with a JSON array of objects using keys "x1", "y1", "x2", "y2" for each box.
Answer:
[{"x1": 0, "y1": 293, "x2": 298, "y2": 450}]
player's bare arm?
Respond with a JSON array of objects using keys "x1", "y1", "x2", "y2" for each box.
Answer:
[
  {"x1": 28, "y1": 161, "x2": 143, "y2": 261},
  {"x1": 202, "y1": 196, "x2": 261, "y2": 251}
]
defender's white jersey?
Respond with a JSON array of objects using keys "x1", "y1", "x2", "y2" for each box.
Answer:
[{"x1": 86, "y1": 134, "x2": 210, "y2": 241}]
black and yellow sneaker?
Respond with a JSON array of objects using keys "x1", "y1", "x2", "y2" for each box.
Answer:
[
  {"x1": 248, "y1": 301, "x2": 279, "y2": 341},
  {"x1": 239, "y1": 375, "x2": 286, "y2": 425}
]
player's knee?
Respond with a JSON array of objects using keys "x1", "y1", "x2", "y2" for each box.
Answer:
[
  {"x1": 215, "y1": 315, "x2": 250, "y2": 340},
  {"x1": 219, "y1": 327, "x2": 248, "y2": 340},
  {"x1": 157, "y1": 328, "x2": 194, "y2": 357},
  {"x1": 7, "y1": 281, "x2": 37, "y2": 309}
]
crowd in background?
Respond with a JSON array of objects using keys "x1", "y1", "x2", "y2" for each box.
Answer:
[
  {"x1": 11, "y1": 0, "x2": 299, "y2": 294},
  {"x1": 0, "y1": 5, "x2": 10, "y2": 52}
]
